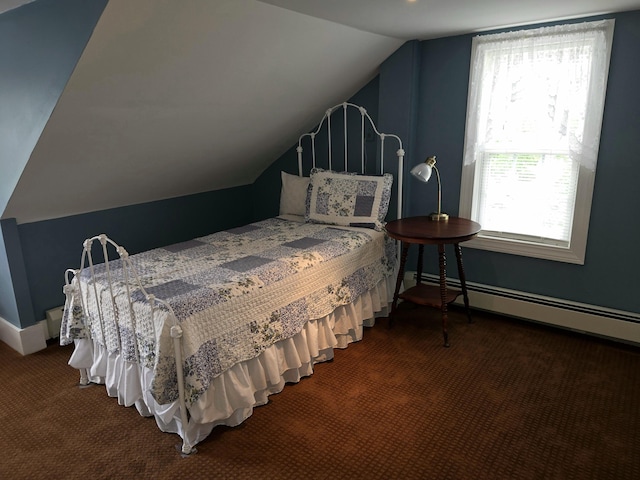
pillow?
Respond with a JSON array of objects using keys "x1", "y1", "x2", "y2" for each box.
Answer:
[
  {"x1": 279, "y1": 171, "x2": 310, "y2": 216},
  {"x1": 305, "y1": 168, "x2": 393, "y2": 231}
]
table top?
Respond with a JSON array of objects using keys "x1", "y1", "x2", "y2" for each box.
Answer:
[{"x1": 384, "y1": 216, "x2": 481, "y2": 245}]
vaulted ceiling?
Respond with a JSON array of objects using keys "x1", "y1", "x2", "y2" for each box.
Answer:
[{"x1": 3, "y1": 0, "x2": 639, "y2": 224}]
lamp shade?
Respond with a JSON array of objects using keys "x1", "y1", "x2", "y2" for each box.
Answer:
[{"x1": 410, "y1": 162, "x2": 433, "y2": 182}]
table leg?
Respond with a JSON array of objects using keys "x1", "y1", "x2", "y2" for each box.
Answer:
[
  {"x1": 454, "y1": 243, "x2": 473, "y2": 323},
  {"x1": 438, "y1": 243, "x2": 450, "y2": 347},
  {"x1": 416, "y1": 244, "x2": 424, "y2": 286},
  {"x1": 389, "y1": 242, "x2": 409, "y2": 328}
]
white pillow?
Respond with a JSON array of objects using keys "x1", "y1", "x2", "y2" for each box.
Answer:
[
  {"x1": 279, "y1": 171, "x2": 310, "y2": 216},
  {"x1": 305, "y1": 168, "x2": 393, "y2": 231}
]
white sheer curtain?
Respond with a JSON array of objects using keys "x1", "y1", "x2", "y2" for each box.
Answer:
[{"x1": 463, "y1": 20, "x2": 614, "y2": 245}]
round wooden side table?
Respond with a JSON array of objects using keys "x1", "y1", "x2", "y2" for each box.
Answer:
[{"x1": 385, "y1": 216, "x2": 481, "y2": 347}]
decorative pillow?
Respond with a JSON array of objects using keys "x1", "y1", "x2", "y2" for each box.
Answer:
[
  {"x1": 279, "y1": 171, "x2": 310, "y2": 217},
  {"x1": 305, "y1": 168, "x2": 393, "y2": 231}
]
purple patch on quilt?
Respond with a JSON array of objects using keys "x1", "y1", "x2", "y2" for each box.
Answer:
[
  {"x1": 138, "y1": 279, "x2": 200, "y2": 300},
  {"x1": 226, "y1": 224, "x2": 261, "y2": 235},
  {"x1": 283, "y1": 237, "x2": 327, "y2": 249},
  {"x1": 130, "y1": 289, "x2": 147, "y2": 303},
  {"x1": 357, "y1": 179, "x2": 377, "y2": 196},
  {"x1": 181, "y1": 268, "x2": 234, "y2": 286},
  {"x1": 315, "y1": 192, "x2": 330, "y2": 214},
  {"x1": 221, "y1": 255, "x2": 274, "y2": 272},
  {"x1": 354, "y1": 196, "x2": 375, "y2": 216},
  {"x1": 163, "y1": 240, "x2": 206, "y2": 253}
]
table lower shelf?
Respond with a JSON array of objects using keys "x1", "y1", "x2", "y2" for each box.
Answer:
[{"x1": 398, "y1": 283, "x2": 461, "y2": 309}]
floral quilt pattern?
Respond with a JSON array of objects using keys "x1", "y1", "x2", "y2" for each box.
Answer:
[{"x1": 61, "y1": 218, "x2": 396, "y2": 407}]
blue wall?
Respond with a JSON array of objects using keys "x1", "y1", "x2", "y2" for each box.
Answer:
[
  {"x1": 0, "y1": 0, "x2": 107, "y2": 327},
  {"x1": 17, "y1": 185, "x2": 253, "y2": 327},
  {"x1": 386, "y1": 11, "x2": 640, "y2": 314},
  {"x1": 4, "y1": 5, "x2": 640, "y2": 332},
  {"x1": 0, "y1": 219, "x2": 34, "y2": 325},
  {"x1": 0, "y1": 227, "x2": 17, "y2": 323},
  {"x1": 378, "y1": 40, "x2": 422, "y2": 222}
]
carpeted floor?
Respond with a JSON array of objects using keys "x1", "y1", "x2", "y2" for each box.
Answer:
[{"x1": 1, "y1": 305, "x2": 639, "y2": 479}]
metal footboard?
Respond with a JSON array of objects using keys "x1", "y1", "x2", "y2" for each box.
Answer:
[{"x1": 63, "y1": 234, "x2": 194, "y2": 455}]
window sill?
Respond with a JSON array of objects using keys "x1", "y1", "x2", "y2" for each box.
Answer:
[{"x1": 464, "y1": 234, "x2": 585, "y2": 265}]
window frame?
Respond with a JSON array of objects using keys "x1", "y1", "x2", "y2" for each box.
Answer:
[{"x1": 459, "y1": 20, "x2": 615, "y2": 265}]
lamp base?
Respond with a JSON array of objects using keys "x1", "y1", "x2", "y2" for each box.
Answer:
[{"x1": 429, "y1": 212, "x2": 449, "y2": 221}]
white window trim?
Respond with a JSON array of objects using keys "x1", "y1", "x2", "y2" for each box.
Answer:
[{"x1": 459, "y1": 20, "x2": 615, "y2": 265}]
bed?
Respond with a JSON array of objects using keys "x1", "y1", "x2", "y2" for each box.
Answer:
[{"x1": 60, "y1": 102, "x2": 405, "y2": 454}]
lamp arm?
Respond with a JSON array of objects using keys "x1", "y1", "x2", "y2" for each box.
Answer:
[
  {"x1": 411, "y1": 155, "x2": 448, "y2": 221},
  {"x1": 434, "y1": 166, "x2": 442, "y2": 216}
]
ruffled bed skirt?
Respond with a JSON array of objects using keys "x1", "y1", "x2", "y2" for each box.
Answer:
[{"x1": 68, "y1": 275, "x2": 394, "y2": 448}]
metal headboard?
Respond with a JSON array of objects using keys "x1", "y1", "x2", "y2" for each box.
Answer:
[{"x1": 296, "y1": 102, "x2": 405, "y2": 221}]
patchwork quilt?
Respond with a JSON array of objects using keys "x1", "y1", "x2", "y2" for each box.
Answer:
[{"x1": 61, "y1": 218, "x2": 396, "y2": 406}]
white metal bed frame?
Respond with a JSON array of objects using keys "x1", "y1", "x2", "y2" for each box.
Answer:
[
  {"x1": 297, "y1": 102, "x2": 404, "y2": 221},
  {"x1": 63, "y1": 102, "x2": 404, "y2": 455}
]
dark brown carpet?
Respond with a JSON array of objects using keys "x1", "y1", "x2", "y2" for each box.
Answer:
[{"x1": 1, "y1": 305, "x2": 639, "y2": 479}]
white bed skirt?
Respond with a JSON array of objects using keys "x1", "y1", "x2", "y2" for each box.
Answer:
[{"x1": 68, "y1": 275, "x2": 394, "y2": 448}]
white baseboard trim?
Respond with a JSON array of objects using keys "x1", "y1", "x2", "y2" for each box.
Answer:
[
  {"x1": 405, "y1": 271, "x2": 640, "y2": 346},
  {"x1": 0, "y1": 315, "x2": 48, "y2": 355}
]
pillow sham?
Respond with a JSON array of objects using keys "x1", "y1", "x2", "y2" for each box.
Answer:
[
  {"x1": 305, "y1": 168, "x2": 393, "y2": 231},
  {"x1": 279, "y1": 171, "x2": 310, "y2": 217}
]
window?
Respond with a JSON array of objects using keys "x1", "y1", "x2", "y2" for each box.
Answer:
[{"x1": 459, "y1": 20, "x2": 615, "y2": 264}]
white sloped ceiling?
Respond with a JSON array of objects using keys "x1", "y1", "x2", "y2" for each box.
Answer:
[
  {"x1": 3, "y1": 0, "x2": 403, "y2": 223},
  {"x1": 260, "y1": 0, "x2": 640, "y2": 40}
]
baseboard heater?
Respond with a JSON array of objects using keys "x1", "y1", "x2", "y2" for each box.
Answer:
[{"x1": 409, "y1": 272, "x2": 640, "y2": 346}]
